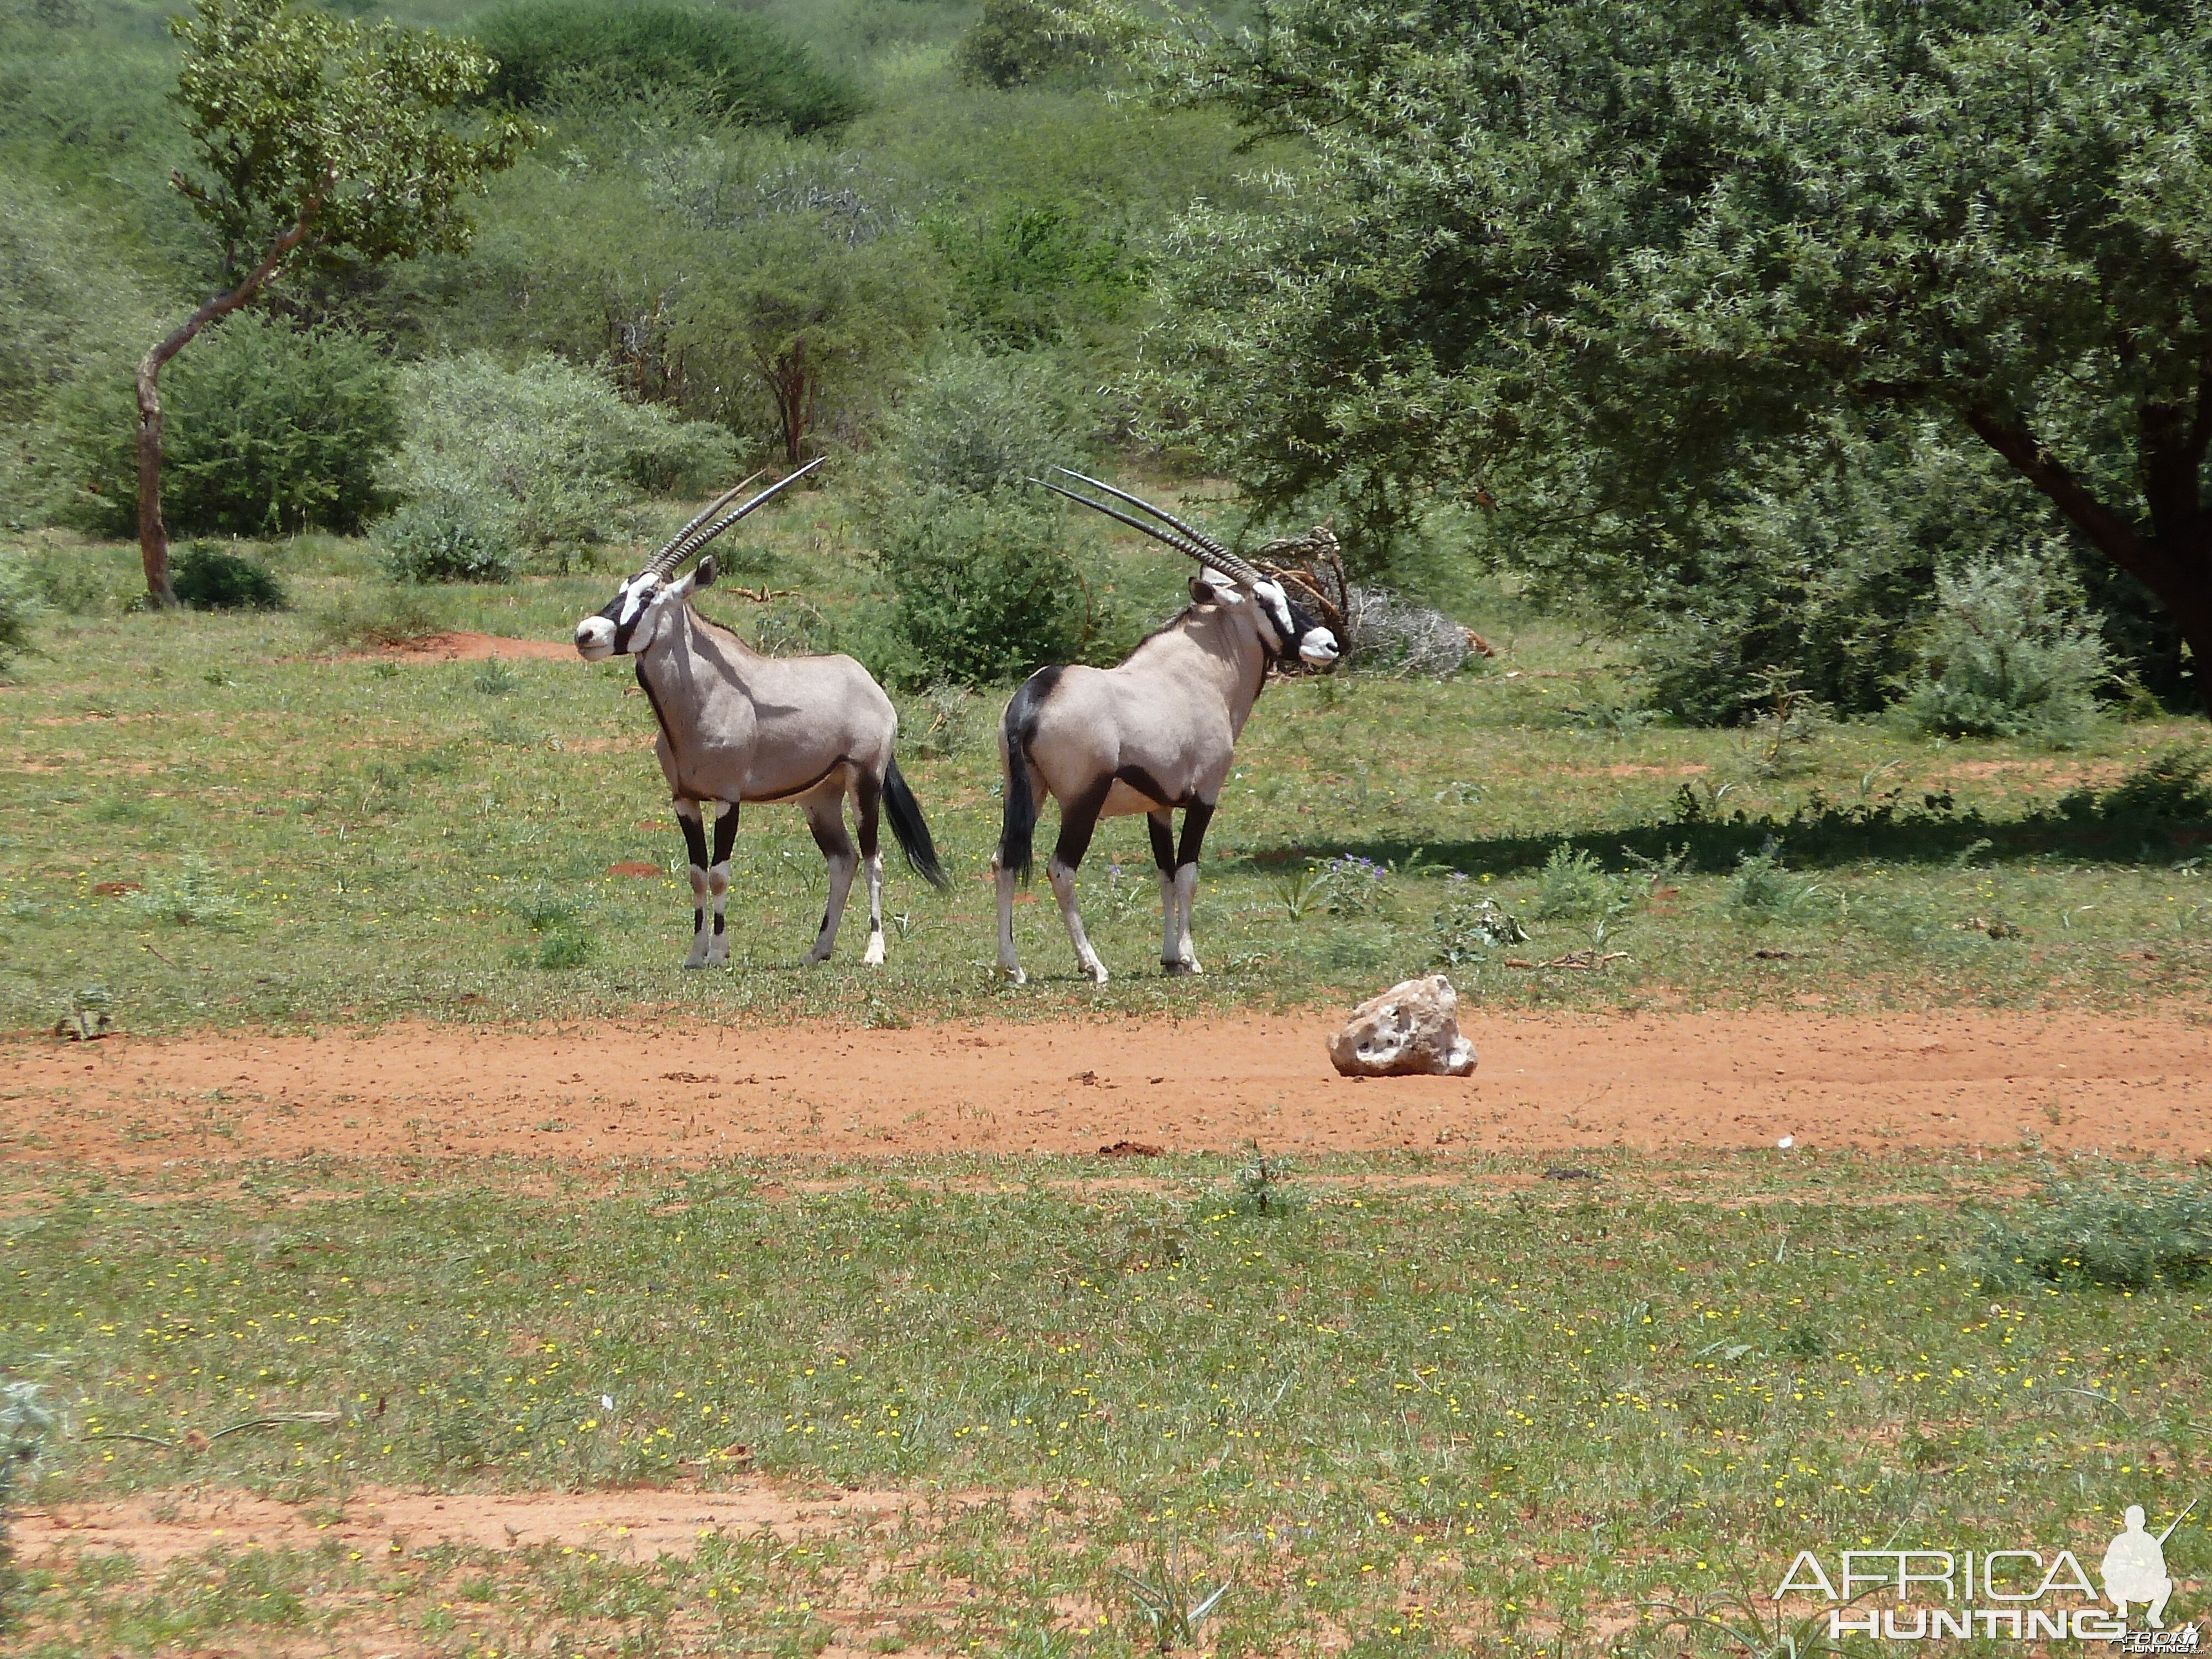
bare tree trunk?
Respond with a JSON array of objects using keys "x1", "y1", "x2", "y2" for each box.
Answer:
[
  {"x1": 134, "y1": 202, "x2": 322, "y2": 608},
  {"x1": 1964, "y1": 403, "x2": 2212, "y2": 716}
]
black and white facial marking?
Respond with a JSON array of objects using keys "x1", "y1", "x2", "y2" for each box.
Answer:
[
  {"x1": 574, "y1": 570, "x2": 666, "y2": 660},
  {"x1": 1229, "y1": 576, "x2": 1338, "y2": 667},
  {"x1": 575, "y1": 556, "x2": 717, "y2": 662}
]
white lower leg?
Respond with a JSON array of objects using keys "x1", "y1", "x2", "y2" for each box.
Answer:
[
  {"x1": 806, "y1": 852, "x2": 858, "y2": 963},
  {"x1": 994, "y1": 858, "x2": 1025, "y2": 983},
  {"x1": 706, "y1": 861, "x2": 730, "y2": 966},
  {"x1": 1170, "y1": 864, "x2": 1202, "y2": 974},
  {"x1": 862, "y1": 852, "x2": 886, "y2": 966},
  {"x1": 1049, "y1": 859, "x2": 1107, "y2": 982},
  {"x1": 682, "y1": 862, "x2": 712, "y2": 968}
]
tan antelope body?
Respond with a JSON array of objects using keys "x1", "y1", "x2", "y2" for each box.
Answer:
[
  {"x1": 575, "y1": 464, "x2": 948, "y2": 968},
  {"x1": 994, "y1": 473, "x2": 1341, "y2": 984}
]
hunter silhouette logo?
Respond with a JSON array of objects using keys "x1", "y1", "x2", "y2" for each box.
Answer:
[{"x1": 2104, "y1": 1501, "x2": 2195, "y2": 1631}]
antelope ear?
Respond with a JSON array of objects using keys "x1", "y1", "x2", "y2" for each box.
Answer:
[
  {"x1": 1190, "y1": 575, "x2": 1241, "y2": 604},
  {"x1": 693, "y1": 555, "x2": 717, "y2": 589}
]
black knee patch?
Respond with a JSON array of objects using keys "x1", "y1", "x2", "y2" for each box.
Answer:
[
  {"x1": 679, "y1": 813, "x2": 709, "y2": 870},
  {"x1": 711, "y1": 807, "x2": 739, "y2": 867},
  {"x1": 713, "y1": 912, "x2": 725, "y2": 935},
  {"x1": 693, "y1": 906, "x2": 704, "y2": 933},
  {"x1": 1176, "y1": 801, "x2": 1216, "y2": 868},
  {"x1": 1147, "y1": 816, "x2": 1175, "y2": 874}
]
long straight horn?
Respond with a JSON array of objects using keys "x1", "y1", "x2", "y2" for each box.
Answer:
[
  {"x1": 649, "y1": 472, "x2": 766, "y2": 576},
  {"x1": 1053, "y1": 468, "x2": 1261, "y2": 582},
  {"x1": 1033, "y1": 477, "x2": 1213, "y2": 562},
  {"x1": 661, "y1": 457, "x2": 827, "y2": 573}
]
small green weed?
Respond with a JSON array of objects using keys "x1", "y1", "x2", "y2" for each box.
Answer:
[
  {"x1": 1432, "y1": 885, "x2": 1528, "y2": 964},
  {"x1": 1531, "y1": 843, "x2": 1618, "y2": 922},
  {"x1": 1112, "y1": 1538, "x2": 1233, "y2": 1651},
  {"x1": 1725, "y1": 843, "x2": 1833, "y2": 925},
  {"x1": 127, "y1": 861, "x2": 242, "y2": 928},
  {"x1": 472, "y1": 660, "x2": 519, "y2": 696}
]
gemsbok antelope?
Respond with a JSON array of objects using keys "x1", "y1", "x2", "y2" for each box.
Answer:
[
  {"x1": 575, "y1": 461, "x2": 949, "y2": 968},
  {"x1": 993, "y1": 470, "x2": 1341, "y2": 984}
]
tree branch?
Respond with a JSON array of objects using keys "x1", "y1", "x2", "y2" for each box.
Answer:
[
  {"x1": 134, "y1": 177, "x2": 329, "y2": 606},
  {"x1": 1960, "y1": 405, "x2": 2146, "y2": 569}
]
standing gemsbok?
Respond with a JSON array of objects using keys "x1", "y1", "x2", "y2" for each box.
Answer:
[
  {"x1": 994, "y1": 471, "x2": 1341, "y2": 984},
  {"x1": 576, "y1": 461, "x2": 948, "y2": 968}
]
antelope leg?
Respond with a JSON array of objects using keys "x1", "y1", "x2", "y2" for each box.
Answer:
[
  {"x1": 802, "y1": 794, "x2": 859, "y2": 965},
  {"x1": 676, "y1": 802, "x2": 713, "y2": 969}
]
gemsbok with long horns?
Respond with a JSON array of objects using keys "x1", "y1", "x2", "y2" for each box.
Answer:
[
  {"x1": 575, "y1": 461, "x2": 948, "y2": 968},
  {"x1": 994, "y1": 470, "x2": 1341, "y2": 984}
]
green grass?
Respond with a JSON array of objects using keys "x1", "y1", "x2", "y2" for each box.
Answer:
[
  {"x1": 6, "y1": 1151, "x2": 2207, "y2": 1653},
  {"x1": 3, "y1": 517, "x2": 2210, "y2": 1035}
]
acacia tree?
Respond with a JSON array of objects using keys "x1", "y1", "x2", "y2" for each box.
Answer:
[
  {"x1": 1130, "y1": 0, "x2": 2212, "y2": 709},
  {"x1": 135, "y1": 0, "x2": 530, "y2": 606}
]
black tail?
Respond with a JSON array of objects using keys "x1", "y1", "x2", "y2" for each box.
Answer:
[
  {"x1": 882, "y1": 756, "x2": 950, "y2": 890},
  {"x1": 997, "y1": 666, "x2": 1061, "y2": 883}
]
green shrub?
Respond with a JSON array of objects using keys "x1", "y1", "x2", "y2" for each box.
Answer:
[
  {"x1": 880, "y1": 492, "x2": 1096, "y2": 688},
  {"x1": 953, "y1": 0, "x2": 1105, "y2": 87},
  {"x1": 377, "y1": 354, "x2": 733, "y2": 574},
  {"x1": 19, "y1": 546, "x2": 113, "y2": 613},
  {"x1": 1530, "y1": 843, "x2": 1616, "y2": 922},
  {"x1": 879, "y1": 347, "x2": 1098, "y2": 500},
  {"x1": 1432, "y1": 885, "x2": 1528, "y2": 965},
  {"x1": 66, "y1": 315, "x2": 400, "y2": 538},
  {"x1": 2064, "y1": 748, "x2": 2212, "y2": 823},
  {"x1": 128, "y1": 860, "x2": 242, "y2": 928},
  {"x1": 374, "y1": 485, "x2": 518, "y2": 585},
  {"x1": 0, "y1": 552, "x2": 35, "y2": 668},
  {"x1": 1976, "y1": 1170, "x2": 2212, "y2": 1291},
  {"x1": 171, "y1": 541, "x2": 287, "y2": 611},
  {"x1": 1895, "y1": 556, "x2": 2110, "y2": 742},
  {"x1": 1724, "y1": 842, "x2": 1833, "y2": 925},
  {"x1": 927, "y1": 202, "x2": 1145, "y2": 347},
  {"x1": 471, "y1": 1, "x2": 862, "y2": 132}
]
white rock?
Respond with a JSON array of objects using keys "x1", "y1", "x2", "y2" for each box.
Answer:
[{"x1": 1328, "y1": 975, "x2": 1478, "y2": 1078}]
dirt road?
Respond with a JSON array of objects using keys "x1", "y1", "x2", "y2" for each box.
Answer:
[{"x1": 8, "y1": 1008, "x2": 2209, "y2": 1168}]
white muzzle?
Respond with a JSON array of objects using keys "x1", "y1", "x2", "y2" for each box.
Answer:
[{"x1": 575, "y1": 616, "x2": 615, "y2": 660}]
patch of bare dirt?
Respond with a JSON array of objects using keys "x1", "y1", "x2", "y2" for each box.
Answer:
[
  {"x1": 19, "y1": 1478, "x2": 1020, "y2": 1568},
  {"x1": 355, "y1": 630, "x2": 578, "y2": 662},
  {"x1": 6, "y1": 1009, "x2": 2209, "y2": 1168}
]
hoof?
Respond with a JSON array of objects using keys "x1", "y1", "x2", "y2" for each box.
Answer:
[
  {"x1": 1082, "y1": 962, "x2": 1110, "y2": 984},
  {"x1": 1000, "y1": 964, "x2": 1027, "y2": 985},
  {"x1": 801, "y1": 947, "x2": 832, "y2": 966},
  {"x1": 1161, "y1": 957, "x2": 1203, "y2": 977},
  {"x1": 681, "y1": 951, "x2": 711, "y2": 971},
  {"x1": 863, "y1": 934, "x2": 886, "y2": 967}
]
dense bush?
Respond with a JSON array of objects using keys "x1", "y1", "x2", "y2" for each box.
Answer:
[
  {"x1": 879, "y1": 493, "x2": 1095, "y2": 687},
  {"x1": 953, "y1": 0, "x2": 1107, "y2": 88},
  {"x1": 375, "y1": 354, "x2": 734, "y2": 577},
  {"x1": 374, "y1": 488, "x2": 518, "y2": 584},
  {"x1": 171, "y1": 541, "x2": 286, "y2": 611},
  {"x1": 881, "y1": 348, "x2": 1097, "y2": 499},
  {"x1": 0, "y1": 551, "x2": 36, "y2": 667},
  {"x1": 471, "y1": 1, "x2": 861, "y2": 133},
  {"x1": 65, "y1": 315, "x2": 400, "y2": 538},
  {"x1": 1977, "y1": 1170, "x2": 2212, "y2": 1291},
  {"x1": 1895, "y1": 556, "x2": 2110, "y2": 742},
  {"x1": 928, "y1": 201, "x2": 1145, "y2": 347}
]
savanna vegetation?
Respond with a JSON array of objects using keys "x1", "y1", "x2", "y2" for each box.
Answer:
[{"x1": 4, "y1": 0, "x2": 2210, "y2": 1652}]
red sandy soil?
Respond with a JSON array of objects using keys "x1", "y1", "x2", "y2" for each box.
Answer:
[
  {"x1": 7, "y1": 1009, "x2": 2210, "y2": 1168},
  {"x1": 18, "y1": 1477, "x2": 1020, "y2": 1568},
  {"x1": 370, "y1": 630, "x2": 577, "y2": 662}
]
